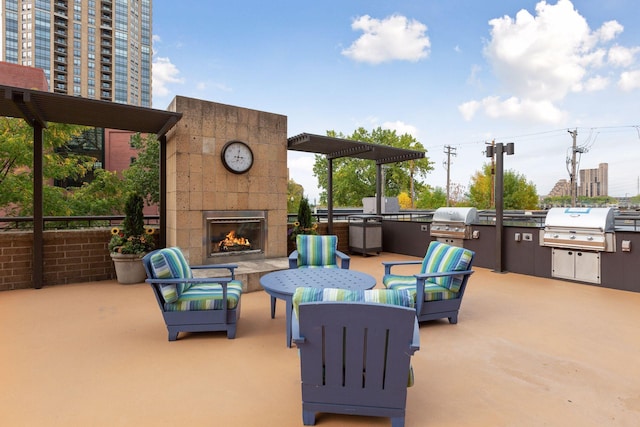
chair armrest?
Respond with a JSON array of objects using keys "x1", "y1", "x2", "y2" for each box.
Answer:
[
  {"x1": 288, "y1": 250, "x2": 299, "y2": 269},
  {"x1": 292, "y1": 309, "x2": 305, "y2": 345},
  {"x1": 382, "y1": 260, "x2": 422, "y2": 275},
  {"x1": 336, "y1": 250, "x2": 351, "y2": 269},
  {"x1": 415, "y1": 269, "x2": 474, "y2": 280},
  {"x1": 410, "y1": 317, "x2": 420, "y2": 355},
  {"x1": 145, "y1": 277, "x2": 234, "y2": 285},
  {"x1": 191, "y1": 263, "x2": 238, "y2": 279}
]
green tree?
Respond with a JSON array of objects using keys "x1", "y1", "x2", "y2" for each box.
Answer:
[
  {"x1": 0, "y1": 118, "x2": 97, "y2": 216},
  {"x1": 123, "y1": 133, "x2": 160, "y2": 206},
  {"x1": 467, "y1": 163, "x2": 538, "y2": 210},
  {"x1": 287, "y1": 179, "x2": 304, "y2": 213},
  {"x1": 416, "y1": 186, "x2": 447, "y2": 209},
  {"x1": 312, "y1": 127, "x2": 432, "y2": 206}
]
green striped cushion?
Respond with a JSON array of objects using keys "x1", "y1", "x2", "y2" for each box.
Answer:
[
  {"x1": 164, "y1": 281, "x2": 243, "y2": 311},
  {"x1": 420, "y1": 241, "x2": 473, "y2": 292},
  {"x1": 386, "y1": 281, "x2": 458, "y2": 301},
  {"x1": 292, "y1": 287, "x2": 414, "y2": 319},
  {"x1": 148, "y1": 247, "x2": 193, "y2": 303},
  {"x1": 296, "y1": 235, "x2": 338, "y2": 267}
]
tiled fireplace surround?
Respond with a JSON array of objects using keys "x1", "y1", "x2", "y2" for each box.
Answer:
[{"x1": 165, "y1": 96, "x2": 289, "y2": 291}]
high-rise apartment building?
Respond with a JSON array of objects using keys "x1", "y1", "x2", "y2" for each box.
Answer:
[
  {"x1": 1, "y1": 0, "x2": 152, "y2": 107},
  {"x1": 579, "y1": 163, "x2": 608, "y2": 197}
]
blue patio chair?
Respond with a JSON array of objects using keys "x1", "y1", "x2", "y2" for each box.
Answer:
[
  {"x1": 269, "y1": 235, "x2": 351, "y2": 319},
  {"x1": 142, "y1": 247, "x2": 242, "y2": 341},
  {"x1": 382, "y1": 241, "x2": 475, "y2": 324},
  {"x1": 288, "y1": 234, "x2": 350, "y2": 269},
  {"x1": 292, "y1": 288, "x2": 420, "y2": 427}
]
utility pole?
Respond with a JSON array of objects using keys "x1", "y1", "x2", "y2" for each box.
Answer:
[
  {"x1": 443, "y1": 145, "x2": 456, "y2": 206},
  {"x1": 568, "y1": 129, "x2": 578, "y2": 207}
]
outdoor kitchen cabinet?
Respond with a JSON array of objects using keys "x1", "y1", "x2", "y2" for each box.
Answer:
[
  {"x1": 348, "y1": 215, "x2": 382, "y2": 256},
  {"x1": 552, "y1": 248, "x2": 601, "y2": 284}
]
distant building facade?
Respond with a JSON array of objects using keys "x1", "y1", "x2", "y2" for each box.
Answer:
[
  {"x1": 1, "y1": 0, "x2": 152, "y2": 107},
  {"x1": 547, "y1": 179, "x2": 571, "y2": 198},
  {"x1": 579, "y1": 163, "x2": 608, "y2": 197}
]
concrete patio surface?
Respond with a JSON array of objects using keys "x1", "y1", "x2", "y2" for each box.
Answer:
[{"x1": 1, "y1": 252, "x2": 639, "y2": 427}]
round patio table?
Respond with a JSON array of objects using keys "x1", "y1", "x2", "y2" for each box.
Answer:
[{"x1": 260, "y1": 268, "x2": 376, "y2": 347}]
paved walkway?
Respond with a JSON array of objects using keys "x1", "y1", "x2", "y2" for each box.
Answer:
[{"x1": 1, "y1": 252, "x2": 639, "y2": 426}]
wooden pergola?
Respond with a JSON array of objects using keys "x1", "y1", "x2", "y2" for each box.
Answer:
[
  {"x1": 0, "y1": 84, "x2": 182, "y2": 288},
  {"x1": 288, "y1": 133, "x2": 426, "y2": 232}
]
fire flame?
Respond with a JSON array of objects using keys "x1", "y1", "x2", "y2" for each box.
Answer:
[{"x1": 218, "y1": 230, "x2": 251, "y2": 250}]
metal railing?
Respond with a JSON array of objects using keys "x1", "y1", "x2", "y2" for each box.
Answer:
[
  {"x1": 2, "y1": 210, "x2": 640, "y2": 232},
  {"x1": 0, "y1": 215, "x2": 159, "y2": 231}
]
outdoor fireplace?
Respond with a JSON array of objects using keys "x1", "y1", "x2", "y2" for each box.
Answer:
[{"x1": 204, "y1": 210, "x2": 267, "y2": 262}]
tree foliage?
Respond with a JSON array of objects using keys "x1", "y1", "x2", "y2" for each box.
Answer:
[
  {"x1": 467, "y1": 163, "x2": 539, "y2": 210},
  {"x1": 416, "y1": 186, "x2": 448, "y2": 209},
  {"x1": 0, "y1": 119, "x2": 158, "y2": 217},
  {"x1": 123, "y1": 133, "x2": 160, "y2": 206},
  {"x1": 0, "y1": 118, "x2": 97, "y2": 215},
  {"x1": 312, "y1": 127, "x2": 432, "y2": 206},
  {"x1": 287, "y1": 179, "x2": 305, "y2": 213}
]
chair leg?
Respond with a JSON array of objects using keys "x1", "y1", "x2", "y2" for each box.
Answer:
[
  {"x1": 302, "y1": 410, "x2": 316, "y2": 426},
  {"x1": 168, "y1": 330, "x2": 179, "y2": 341},
  {"x1": 226, "y1": 325, "x2": 237, "y2": 339},
  {"x1": 448, "y1": 313, "x2": 458, "y2": 324},
  {"x1": 391, "y1": 416, "x2": 405, "y2": 427}
]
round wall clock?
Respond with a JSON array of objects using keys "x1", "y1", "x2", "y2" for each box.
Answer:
[{"x1": 221, "y1": 140, "x2": 254, "y2": 174}]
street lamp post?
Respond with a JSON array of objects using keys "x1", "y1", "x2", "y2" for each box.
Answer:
[{"x1": 486, "y1": 142, "x2": 514, "y2": 273}]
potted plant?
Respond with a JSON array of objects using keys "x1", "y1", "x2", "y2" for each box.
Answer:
[
  {"x1": 288, "y1": 196, "x2": 318, "y2": 252},
  {"x1": 109, "y1": 193, "x2": 155, "y2": 284}
]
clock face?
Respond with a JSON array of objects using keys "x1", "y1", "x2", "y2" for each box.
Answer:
[{"x1": 221, "y1": 140, "x2": 254, "y2": 174}]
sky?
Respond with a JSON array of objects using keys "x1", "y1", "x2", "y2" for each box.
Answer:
[{"x1": 152, "y1": 0, "x2": 640, "y2": 204}]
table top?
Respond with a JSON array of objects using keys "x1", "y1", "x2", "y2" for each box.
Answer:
[{"x1": 260, "y1": 268, "x2": 376, "y2": 296}]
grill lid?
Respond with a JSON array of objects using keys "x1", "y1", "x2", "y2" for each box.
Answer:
[
  {"x1": 544, "y1": 207, "x2": 614, "y2": 232},
  {"x1": 432, "y1": 207, "x2": 478, "y2": 225}
]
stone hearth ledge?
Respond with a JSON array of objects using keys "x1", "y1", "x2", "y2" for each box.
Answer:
[{"x1": 192, "y1": 257, "x2": 290, "y2": 292}]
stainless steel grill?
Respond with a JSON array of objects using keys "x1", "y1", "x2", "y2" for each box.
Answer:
[
  {"x1": 541, "y1": 207, "x2": 616, "y2": 285},
  {"x1": 430, "y1": 207, "x2": 478, "y2": 246},
  {"x1": 540, "y1": 207, "x2": 615, "y2": 252}
]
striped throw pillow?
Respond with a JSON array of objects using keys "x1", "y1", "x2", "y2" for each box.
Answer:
[
  {"x1": 148, "y1": 247, "x2": 193, "y2": 303},
  {"x1": 420, "y1": 241, "x2": 473, "y2": 292},
  {"x1": 296, "y1": 235, "x2": 338, "y2": 267}
]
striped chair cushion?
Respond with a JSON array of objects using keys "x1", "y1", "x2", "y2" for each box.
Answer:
[
  {"x1": 420, "y1": 241, "x2": 473, "y2": 292},
  {"x1": 164, "y1": 281, "x2": 243, "y2": 311},
  {"x1": 293, "y1": 287, "x2": 414, "y2": 319},
  {"x1": 148, "y1": 247, "x2": 193, "y2": 303},
  {"x1": 386, "y1": 282, "x2": 458, "y2": 301},
  {"x1": 296, "y1": 235, "x2": 338, "y2": 268}
]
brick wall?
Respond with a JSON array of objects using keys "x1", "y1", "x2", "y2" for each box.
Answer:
[{"x1": 0, "y1": 229, "x2": 115, "y2": 291}]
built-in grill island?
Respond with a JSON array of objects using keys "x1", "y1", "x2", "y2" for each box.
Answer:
[
  {"x1": 430, "y1": 207, "x2": 478, "y2": 247},
  {"x1": 540, "y1": 207, "x2": 616, "y2": 284}
]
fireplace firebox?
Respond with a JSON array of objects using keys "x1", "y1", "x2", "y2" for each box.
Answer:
[{"x1": 204, "y1": 210, "x2": 267, "y2": 262}]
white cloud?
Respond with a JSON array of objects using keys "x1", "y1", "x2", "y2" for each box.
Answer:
[
  {"x1": 342, "y1": 14, "x2": 430, "y2": 64},
  {"x1": 460, "y1": 0, "x2": 636, "y2": 124},
  {"x1": 583, "y1": 75, "x2": 609, "y2": 91},
  {"x1": 152, "y1": 57, "x2": 184, "y2": 98},
  {"x1": 608, "y1": 45, "x2": 640, "y2": 67},
  {"x1": 381, "y1": 120, "x2": 418, "y2": 137},
  {"x1": 618, "y1": 70, "x2": 640, "y2": 91},
  {"x1": 460, "y1": 96, "x2": 567, "y2": 124},
  {"x1": 458, "y1": 100, "x2": 481, "y2": 121}
]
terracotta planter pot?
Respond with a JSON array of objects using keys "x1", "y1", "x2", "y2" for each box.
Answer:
[{"x1": 111, "y1": 252, "x2": 147, "y2": 284}]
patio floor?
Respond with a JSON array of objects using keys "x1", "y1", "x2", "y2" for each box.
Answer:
[{"x1": 2, "y1": 252, "x2": 639, "y2": 427}]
